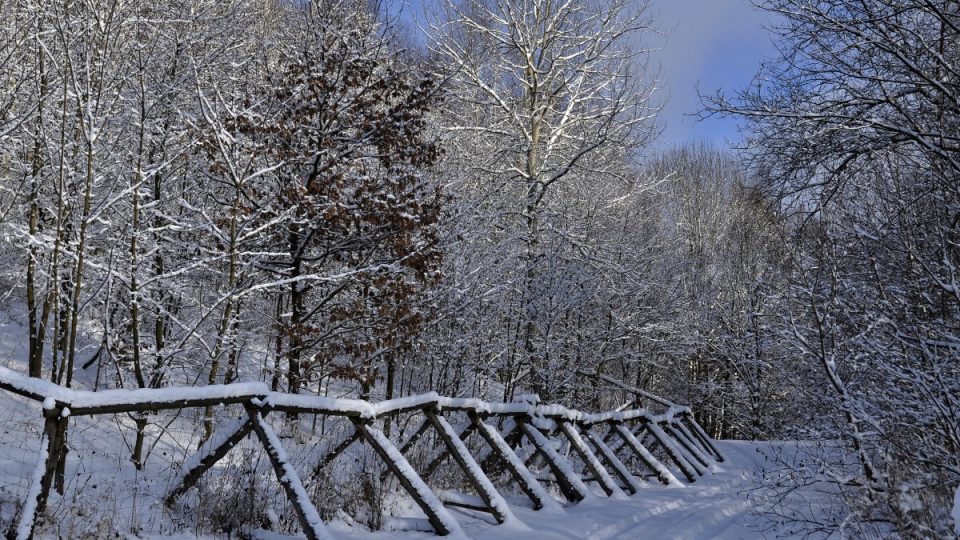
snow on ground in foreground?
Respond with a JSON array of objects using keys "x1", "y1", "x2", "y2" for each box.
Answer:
[
  {"x1": 0, "y1": 365, "x2": 829, "y2": 540},
  {"x1": 147, "y1": 441, "x2": 817, "y2": 540},
  {"x1": 953, "y1": 484, "x2": 960, "y2": 536},
  {"x1": 311, "y1": 441, "x2": 798, "y2": 540},
  {"x1": 0, "y1": 366, "x2": 835, "y2": 539},
  {"x1": 0, "y1": 307, "x2": 838, "y2": 538}
]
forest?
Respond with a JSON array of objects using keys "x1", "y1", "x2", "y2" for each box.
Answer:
[{"x1": 0, "y1": 0, "x2": 956, "y2": 538}]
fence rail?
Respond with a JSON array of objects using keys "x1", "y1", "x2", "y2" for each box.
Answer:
[{"x1": 0, "y1": 366, "x2": 723, "y2": 540}]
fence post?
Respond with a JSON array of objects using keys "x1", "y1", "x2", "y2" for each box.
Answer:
[
  {"x1": 612, "y1": 423, "x2": 682, "y2": 487},
  {"x1": 7, "y1": 406, "x2": 63, "y2": 540},
  {"x1": 352, "y1": 419, "x2": 462, "y2": 536},
  {"x1": 245, "y1": 404, "x2": 332, "y2": 540},
  {"x1": 424, "y1": 408, "x2": 513, "y2": 524}
]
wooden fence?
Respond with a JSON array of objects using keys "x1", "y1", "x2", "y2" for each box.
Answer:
[{"x1": 0, "y1": 366, "x2": 723, "y2": 540}]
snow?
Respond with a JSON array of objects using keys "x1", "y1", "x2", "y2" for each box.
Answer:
[
  {"x1": 374, "y1": 393, "x2": 440, "y2": 416},
  {"x1": 436, "y1": 397, "x2": 532, "y2": 416},
  {"x1": 14, "y1": 430, "x2": 49, "y2": 540},
  {"x1": 384, "y1": 442, "x2": 832, "y2": 539},
  {"x1": 436, "y1": 397, "x2": 485, "y2": 410},
  {"x1": 149, "y1": 441, "x2": 822, "y2": 539},
  {"x1": 0, "y1": 388, "x2": 857, "y2": 540},
  {"x1": 264, "y1": 393, "x2": 374, "y2": 418},
  {"x1": 451, "y1": 441, "x2": 799, "y2": 540},
  {"x1": 535, "y1": 404, "x2": 582, "y2": 422},
  {"x1": 0, "y1": 363, "x2": 817, "y2": 540},
  {"x1": 430, "y1": 414, "x2": 518, "y2": 525},
  {"x1": 68, "y1": 382, "x2": 271, "y2": 411},
  {"x1": 953, "y1": 484, "x2": 960, "y2": 536},
  {"x1": 41, "y1": 397, "x2": 55, "y2": 411},
  {"x1": 583, "y1": 409, "x2": 648, "y2": 424},
  {"x1": 0, "y1": 366, "x2": 74, "y2": 403},
  {"x1": 519, "y1": 422, "x2": 593, "y2": 501},
  {"x1": 254, "y1": 411, "x2": 334, "y2": 540},
  {"x1": 0, "y1": 366, "x2": 271, "y2": 412}
]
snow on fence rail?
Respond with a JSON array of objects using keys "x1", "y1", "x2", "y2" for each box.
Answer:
[{"x1": 0, "y1": 366, "x2": 723, "y2": 540}]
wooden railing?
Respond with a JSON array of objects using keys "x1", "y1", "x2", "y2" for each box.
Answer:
[{"x1": 0, "y1": 366, "x2": 723, "y2": 540}]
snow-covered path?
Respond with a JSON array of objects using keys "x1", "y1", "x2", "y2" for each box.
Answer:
[
  {"x1": 307, "y1": 441, "x2": 791, "y2": 540},
  {"x1": 450, "y1": 441, "x2": 770, "y2": 540}
]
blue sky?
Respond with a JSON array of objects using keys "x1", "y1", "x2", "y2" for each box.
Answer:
[
  {"x1": 387, "y1": 0, "x2": 775, "y2": 150},
  {"x1": 649, "y1": 0, "x2": 775, "y2": 149}
]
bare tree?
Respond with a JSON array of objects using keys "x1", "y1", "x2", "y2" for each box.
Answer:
[
  {"x1": 645, "y1": 145, "x2": 789, "y2": 440},
  {"x1": 430, "y1": 0, "x2": 659, "y2": 400},
  {"x1": 708, "y1": 1, "x2": 960, "y2": 536}
]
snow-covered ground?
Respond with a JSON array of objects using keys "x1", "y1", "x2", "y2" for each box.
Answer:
[
  {"x1": 153, "y1": 440, "x2": 835, "y2": 540},
  {"x1": 0, "y1": 308, "x2": 838, "y2": 540},
  {"x1": 953, "y1": 485, "x2": 960, "y2": 537},
  {"x1": 298, "y1": 441, "x2": 810, "y2": 540},
  {"x1": 0, "y1": 379, "x2": 826, "y2": 540}
]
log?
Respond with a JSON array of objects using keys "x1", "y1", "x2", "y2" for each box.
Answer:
[
  {"x1": 353, "y1": 420, "x2": 462, "y2": 536},
  {"x1": 421, "y1": 422, "x2": 475, "y2": 480},
  {"x1": 437, "y1": 490, "x2": 490, "y2": 513},
  {"x1": 246, "y1": 405, "x2": 332, "y2": 540},
  {"x1": 613, "y1": 423, "x2": 682, "y2": 487},
  {"x1": 425, "y1": 410, "x2": 513, "y2": 524},
  {"x1": 379, "y1": 418, "x2": 432, "y2": 485},
  {"x1": 557, "y1": 420, "x2": 625, "y2": 498},
  {"x1": 309, "y1": 428, "x2": 361, "y2": 484},
  {"x1": 399, "y1": 419, "x2": 432, "y2": 454},
  {"x1": 479, "y1": 418, "x2": 519, "y2": 471},
  {"x1": 166, "y1": 416, "x2": 255, "y2": 505}
]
